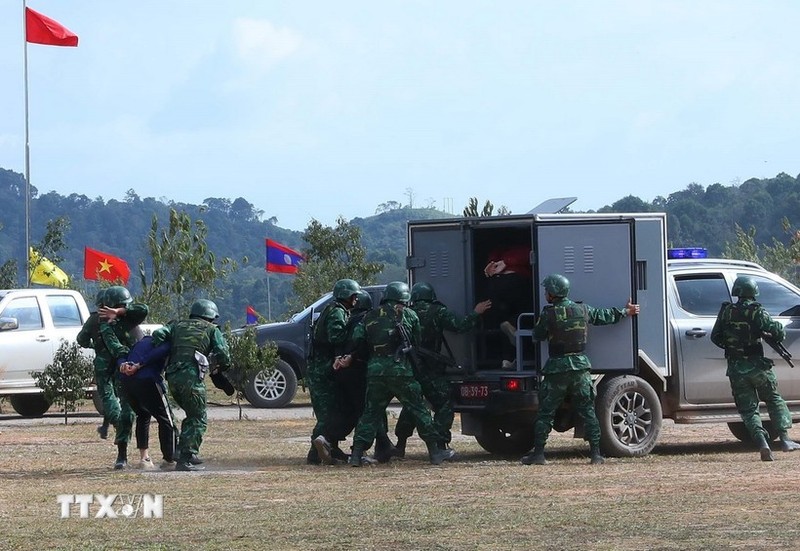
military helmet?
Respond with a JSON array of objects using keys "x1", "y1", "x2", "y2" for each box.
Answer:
[
  {"x1": 732, "y1": 276, "x2": 759, "y2": 298},
  {"x1": 410, "y1": 281, "x2": 437, "y2": 302},
  {"x1": 542, "y1": 274, "x2": 570, "y2": 298},
  {"x1": 333, "y1": 278, "x2": 361, "y2": 301},
  {"x1": 354, "y1": 289, "x2": 373, "y2": 311},
  {"x1": 94, "y1": 289, "x2": 107, "y2": 309},
  {"x1": 105, "y1": 286, "x2": 132, "y2": 307},
  {"x1": 383, "y1": 281, "x2": 411, "y2": 304},
  {"x1": 190, "y1": 299, "x2": 219, "y2": 321}
]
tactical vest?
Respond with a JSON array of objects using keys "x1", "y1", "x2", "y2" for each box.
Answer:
[
  {"x1": 169, "y1": 318, "x2": 213, "y2": 364},
  {"x1": 411, "y1": 301, "x2": 443, "y2": 351},
  {"x1": 311, "y1": 301, "x2": 348, "y2": 359},
  {"x1": 364, "y1": 304, "x2": 403, "y2": 357},
  {"x1": 721, "y1": 301, "x2": 764, "y2": 357},
  {"x1": 545, "y1": 302, "x2": 588, "y2": 356}
]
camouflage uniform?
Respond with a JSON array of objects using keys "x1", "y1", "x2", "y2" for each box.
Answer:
[
  {"x1": 97, "y1": 303, "x2": 149, "y2": 446},
  {"x1": 532, "y1": 297, "x2": 628, "y2": 451},
  {"x1": 711, "y1": 299, "x2": 792, "y2": 442},
  {"x1": 77, "y1": 312, "x2": 119, "y2": 431},
  {"x1": 395, "y1": 300, "x2": 480, "y2": 446},
  {"x1": 152, "y1": 318, "x2": 231, "y2": 463},
  {"x1": 77, "y1": 304, "x2": 147, "y2": 443},
  {"x1": 308, "y1": 300, "x2": 351, "y2": 443},
  {"x1": 350, "y1": 302, "x2": 442, "y2": 452}
]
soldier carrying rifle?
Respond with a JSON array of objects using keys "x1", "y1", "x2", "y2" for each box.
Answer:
[
  {"x1": 711, "y1": 275, "x2": 800, "y2": 461},
  {"x1": 393, "y1": 282, "x2": 491, "y2": 456}
]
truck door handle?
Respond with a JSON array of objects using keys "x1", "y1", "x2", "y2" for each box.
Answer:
[{"x1": 685, "y1": 328, "x2": 707, "y2": 338}]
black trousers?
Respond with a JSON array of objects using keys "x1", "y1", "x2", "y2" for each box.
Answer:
[{"x1": 120, "y1": 377, "x2": 177, "y2": 462}]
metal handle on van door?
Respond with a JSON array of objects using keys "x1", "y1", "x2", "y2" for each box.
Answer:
[{"x1": 685, "y1": 328, "x2": 707, "y2": 338}]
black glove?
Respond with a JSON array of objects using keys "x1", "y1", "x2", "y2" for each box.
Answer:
[{"x1": 210, "y1": 371, "x2": 235, "y2": 396}]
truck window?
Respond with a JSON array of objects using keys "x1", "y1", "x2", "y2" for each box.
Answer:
[
  {"x1": 674, "y1": 275, "x2": 730, "y2": 316},
  {"x1": 46, "y1": 295, "x2": 83, "y2": 327},
  {"x1": 1, "y1": 297, "x2": 43, "y2": 330},
  {"x1": 743, "y1": 274, "x2": 800, "y2": 317}
]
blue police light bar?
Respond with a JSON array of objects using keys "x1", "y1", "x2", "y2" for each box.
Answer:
[{"x1": 667, "y1": 247, "x2": 708, "y2": 259}]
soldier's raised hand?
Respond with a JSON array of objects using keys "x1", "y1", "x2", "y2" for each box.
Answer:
[{"x1": 474, "y1": 300, "x2": 492, "y2": 315}]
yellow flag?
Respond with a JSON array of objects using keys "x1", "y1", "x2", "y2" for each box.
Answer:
[{"x1": 29, "y1": 248, "x2": 69, "y2": 288}]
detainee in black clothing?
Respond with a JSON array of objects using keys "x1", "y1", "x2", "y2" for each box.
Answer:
[{"x1": 117, "y1": 336, "x2": 177, "y2": 468}]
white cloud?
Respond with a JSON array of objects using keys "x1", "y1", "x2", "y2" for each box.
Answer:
[{"x1": 232, "y1": 18, "x2": 303, "y2": 71}]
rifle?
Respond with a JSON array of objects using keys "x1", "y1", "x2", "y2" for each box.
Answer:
[
  {"x1": 393, "y1": 306, "x2": 420, "y2": 368},
  {"x1": 415, "y1": 346, "x2": 461, "y2": 370},
  {"x1": 763, "y1": 334, "x2": 794, "y2": 368}
]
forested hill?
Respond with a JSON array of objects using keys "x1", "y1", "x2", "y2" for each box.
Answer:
[{"x1": 1, "y1": 166, "x2": 799, "y2": 323}]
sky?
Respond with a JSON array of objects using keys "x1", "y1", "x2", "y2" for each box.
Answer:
[{"x1": 2, "y1": 1, "x2": 800, "y2": 232}]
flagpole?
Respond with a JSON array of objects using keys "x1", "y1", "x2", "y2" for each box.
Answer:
[
  {"x1": 267, "y1": 274, "x2": 272, "y2": 320},
  {"x1": 22, "y1": 0, "x2": 31, "y2": 287}
]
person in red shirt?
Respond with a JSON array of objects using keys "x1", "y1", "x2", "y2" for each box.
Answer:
[{"x1": 484, "y1": 245, "x2": 533, "y2": 367}]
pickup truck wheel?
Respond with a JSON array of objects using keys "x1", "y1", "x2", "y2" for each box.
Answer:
[
  {"x1": 596, "y1": 375, "x2": 662, "y2": 458},
  {"x1": 475, "y1": 419, "x2": 535, "y2": 456},
  {"x1": 727, "y1": 421, "x2": 780, "y2": 443},
  {"x1": 244, "y1": 359, "x2": 298, "y2": 408},
  {"x1": 10, "y1": 394, "x2": 51, "y2": 417}
]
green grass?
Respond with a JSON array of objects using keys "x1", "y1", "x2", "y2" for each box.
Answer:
[{"x1": 2, "y1": 414, "x2": 800, "y2": 550}]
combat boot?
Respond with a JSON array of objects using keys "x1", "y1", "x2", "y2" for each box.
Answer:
[
  {"x1": 755, "y1": 433, "x2": 774, "y2": 462},
  {"x1": 427, "y1": 442, "x2": 455, "y2": 465},
  {"x1": 175, "y1": 453, "x2": 205, "y2": 471},
  {"x1": 589, "y1": 445, "x2": 605, "y2": 465},
  {"x1": 114, "y1": 443, "x2": 127, "y2": 470},
  {"x1": 188, "y1": 454, "x2": 204, "y2": 465},
  {"x1": 306, "y1": 444, "x2": 321, "y2": 465},
  {"x1": 394, "y1": 436, "x2": 407, "y2": 459},
  {"x1": 96, "y1": 421, "x2": 109, "y2": 440},
  {"x1": 779, "y1": 432, "x2": 800, "y2": 452},
  {"x1": 520, "y1": 446, "x2": 546, "y2": 465},
  {"x1": 330, "y1": 445, "x2": 350, "y2": 463},
  {"x1": 349, "y1": 446, "x2": 365, "y2": 467},
  {"x1": 374, "y1": 433, "x2": 397, "y2": 464}
]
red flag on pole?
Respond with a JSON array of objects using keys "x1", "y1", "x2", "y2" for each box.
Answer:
[
  {"x1": 26, "y1": 7, "x2": 79, "y2": 47},
  {"x1": 83, "y1": 247, "x2": 131, "y2": 284}
]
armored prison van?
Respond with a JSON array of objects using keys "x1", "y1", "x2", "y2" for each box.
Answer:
[{"x1": 406, "y1": 211, "x2": 669, "y2": 457}]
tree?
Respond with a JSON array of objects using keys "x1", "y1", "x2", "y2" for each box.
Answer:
[
  {"x1": 137, "y1": 208, "x2": 239, "y2": 323},
  {"x1": 292, "y1": 217, "x2": 383, "y2": 308},
  {"x1": 462, "y1": 197, "x2": 509, "y2": 217},
  {"x1": 375, "y1": 201, "x2": 402, "y2": 214},
  {"x1": 224, "y1": 325, "x2": 278, "y2": 420},
  {"x1": 32, "y1": 340, "x2": 93, "y2": 424},
  {"x1": 722, "y1": 219, "x2": 800, "y2": 286}
]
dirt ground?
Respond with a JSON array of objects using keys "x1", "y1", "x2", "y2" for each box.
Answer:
[{"x1": 1, "y1": 407, "x2": 800, "y2": 551}]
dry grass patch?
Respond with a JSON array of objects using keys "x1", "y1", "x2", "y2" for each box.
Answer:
[{"x1": 2, "y1": 414, "x2": 800, "y2": 550}]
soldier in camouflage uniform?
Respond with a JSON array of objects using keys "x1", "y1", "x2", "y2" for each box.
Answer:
[
  {"x1": 152, "y1": 299, "x2": 231, "y2": 472},
  {"x1": 77, "y1": 286, "x2": 146, "y2": 468},
  {"x1": 77, "y1": 289, "x2": 113, "y2": 440},
  {"x1": 331, "y1": 289, "x2": 397, "y2": 463},
  {"x1": 710, "y1": 275, "x2": 800, "y2": 461},
  {"x1": 346, "y1": 281, "x2": 455, "y2": 466},
  {"x1": 308, "y1": 279, "x2": 361, "y2": 465},
  {"x1": 394, "y1": 282, "x2": 491, "y2": 455},
  {"x1": 521, "y1": 274, "x2": 639, "y2": 466},
  {"x1": 96, "y1": 286, "x2": 149, "y2": 469}
]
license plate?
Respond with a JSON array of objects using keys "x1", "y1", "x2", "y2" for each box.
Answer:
[{"x1": 459, "y1": 383, "x2": 489, "y2": 399}]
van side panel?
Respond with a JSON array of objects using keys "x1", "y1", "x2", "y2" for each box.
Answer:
[
  {"x1": 534, "y1": 220, "x2": 637, "y2": 373},
  {"x1": 407, "y1": 223, "x2": 474, "y2": 366}
]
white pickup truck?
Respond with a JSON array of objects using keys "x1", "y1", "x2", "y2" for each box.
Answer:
[{"x1": 0, "y1": 288, "x2": 94, "y2": 417}]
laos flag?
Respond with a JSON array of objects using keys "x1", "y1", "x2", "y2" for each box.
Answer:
[{"x1": 266, "y1": 239, "x2": 303, "y2": 274}]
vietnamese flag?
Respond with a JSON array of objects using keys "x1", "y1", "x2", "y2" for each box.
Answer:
[
  {"x1": 84, "y1": 247, "x2": 131, "y2": 284},
  {"x1": 26, "y1": 7, "x2": 79, "y2": 47},
  {"x1": 266, "y1": 239, "x2": 303, "y2": 274}
]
